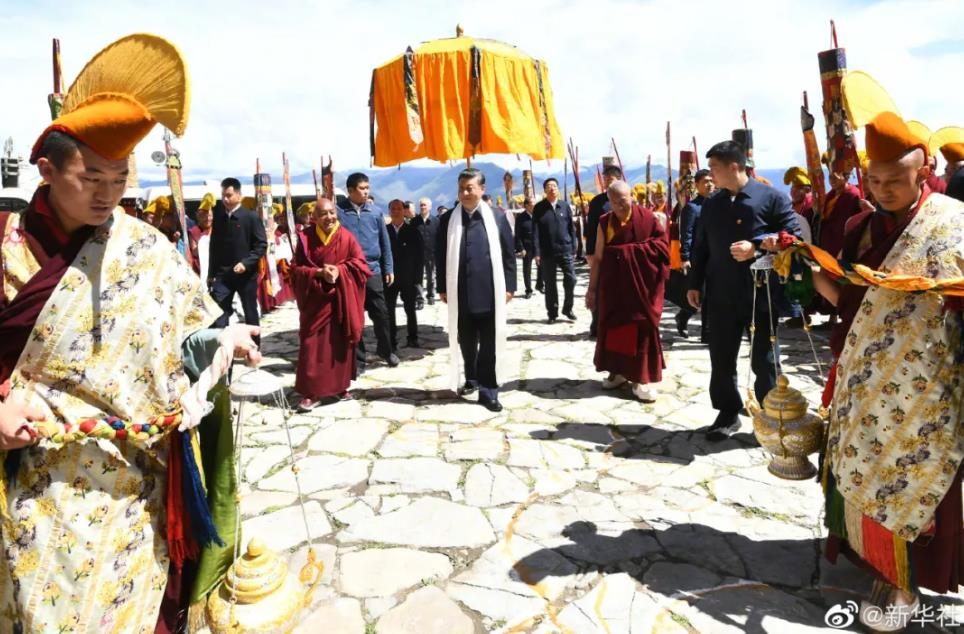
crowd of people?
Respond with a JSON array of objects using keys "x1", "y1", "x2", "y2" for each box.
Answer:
[{"x1": 2, "y1": 31, "x2": 964, "y2": 634}]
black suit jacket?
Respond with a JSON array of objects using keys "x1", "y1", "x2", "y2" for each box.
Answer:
[
  {"x1": 513, "y1": 211, "x2": 535, "y2": 253},
  {"x1": 413, "y1": 213, "x2": 439, "y2": 257},
  {"x1": 435, "y1": 206, "x2": 517, "y2": 309},
  {"x1": 689, "y1": 179, "x2": 801, "y2": 309},
  {"x1": 388, "y1": 221, "x2": 424, "y2": 288},
  {"x1": 208, "y1": 204, "x2": 268, "y2": 280},
  {"x1": 532, "y1": 198, "x2": 576, "y2": 258}
]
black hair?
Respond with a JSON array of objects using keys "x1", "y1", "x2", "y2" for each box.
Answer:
[
  {"x1": 694, "y1": 168, "x2": 712, "y2": 182},
  {"x1": 602, "y1": 165, "x2": 622, "y2": 179},
  {"x1": 457, "y1": 168, "x2": 485, "y2": 186},
  {"x1": 481, "y1": 194, "x2": 492, "y2": 202},
  {"x1": 705, "y1": 141, "x2": 747, "y2": 170},
  {"x1": 543, "y1": 177, "x2": 559, "y2": 189},
  {"x1": 346, "y1": 172, "x2": 370, "y2": 190},
  {"x1": 220, "y1": 177, "x2": 242, "y2": 192},
  {"x1": 37, "y1": 131, "x2": 82, "y2": 169}
]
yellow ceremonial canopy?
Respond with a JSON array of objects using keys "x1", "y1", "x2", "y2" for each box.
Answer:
[{"x1": 369, "y1": 27, "x2": 565, "y2": 167}]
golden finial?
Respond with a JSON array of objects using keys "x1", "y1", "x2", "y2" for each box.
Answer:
[{"x1": 456, "y1": 24, "x2": 464, "y2": 37}]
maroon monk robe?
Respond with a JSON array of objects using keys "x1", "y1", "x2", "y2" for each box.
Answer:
[
  {"x1": 824, "y1": 185, "x2": 963, "y2": 594},
  {"x1": 593, "y1": 205, "x2": 670, "y2": 385},
  {"x1": 819, "y1": 183, "x2": 862, "y2": 258},
  {"x1": 291, "y1": 226, "x2": 371, "y2": 400},
  {"x1": 926, "y1": 170, "x2": 947, "y2": 195}
]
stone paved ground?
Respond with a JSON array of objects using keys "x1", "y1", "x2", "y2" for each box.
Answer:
[{"x1": 230, "y1": 262, "x2": 962, "y2": 633}]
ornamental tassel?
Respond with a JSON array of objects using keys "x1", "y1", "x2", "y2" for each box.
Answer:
[
  {"x1": 167, "y1": 431, "x2": 198, "y2": 571},
  {"x1": 181, "y1": 429, "x2": 224, "y2": 549}
]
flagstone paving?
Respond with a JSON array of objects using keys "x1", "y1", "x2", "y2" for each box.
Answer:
[{"x1": 227, "y1": 263, "x2": 961, "y2": 633}]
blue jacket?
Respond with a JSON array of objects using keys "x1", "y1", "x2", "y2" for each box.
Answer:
[
  {"x1": 679, "y1": 195, "x2": 706, "y2": 263},
  {"x1": 337, "y1": 198, "x2": 393, "y2": 276}
]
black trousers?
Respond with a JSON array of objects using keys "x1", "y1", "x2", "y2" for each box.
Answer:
[
  {"x1": 706, "y1": 302, "x2": 777, "y2": 415},
  {"x1": 522, "y1": 251, "x2": 537, "y2": 293},
  {"x1": 356, "y1": 274, "x2": 393, "y2": 368},
  {"x1": 386, "y1": 282, "x2": 418, "y2": 347},
  {"x1": 541, "y1": 252, "x2": 576, "y2": 317},
  {"x1": 416, "y1": 258, "x2": 436, "y2": 303},
  {"x1": 211, "y1": 272, "x2": 260, "y2": 344},
  {"x1": 459, "y1": 310, "x2": 498, "y2": 400}
]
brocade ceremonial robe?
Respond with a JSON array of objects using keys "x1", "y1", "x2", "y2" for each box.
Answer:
[{"x1": 0, "y1": 188, "x2": 221, "y2": 632}]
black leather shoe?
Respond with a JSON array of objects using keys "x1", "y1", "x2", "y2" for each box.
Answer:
[
  {"x1": 563, "y1": 311, "x2": 576, "y2": 321},
  {"x1": 427, "y1": 297, "x2": 435, "y2": 305},
  {"x1": 525, "y1": 290, "x2": 533, "y2": 299},
  {"x1": 480, "y1": 398, "x2": 503, "y2": 412},
  {"x1": 547, "y1": 316, "x2": 557, "y2": 324},
  {"x1": 458, "y1": 382, "x2": 478, "y2": 396},
  {"x1": 675, "y1": 313, "x2": 689, "y2": 338},
  {"x1": 406, "y1": 338, "x2": 421, "y2": 348},
  {"x1": 415, "y1": 301, "x2": 425, "y2": 311},
  {"x1": 706, "y1": 413, "x2": 741, "y2": 441},
  {"x1": 382, "y1": 353, "x2": 400, "y2": 367}
]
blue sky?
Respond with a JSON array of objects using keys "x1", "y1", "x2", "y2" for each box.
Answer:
[{"x1": 3, "y1": 0, "x2": 963, "y2": 186}]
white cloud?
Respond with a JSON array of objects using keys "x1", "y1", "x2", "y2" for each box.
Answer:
[{"x1": 2, "y1": 0, "x2": 962, "y2": 188}]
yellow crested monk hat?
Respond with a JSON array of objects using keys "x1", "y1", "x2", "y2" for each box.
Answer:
[
  {"x1": 929, "y1": 127, "x2": 964, "y2": 164},
  {"x1": 198, "y1": 192, "x2": 216, "y2": 211},
  {"x1": 296, "y1": 201, "x2": 316, "y2": 216},
  {"x1": 30, "y1": 34, "x2": 190, "y2": 164},
  {"x1": 783, "y1": 167, "x2": 811, "y2": 187},
  {"x1": 864, "y1": 111, "x2": 927, "y2": 162},
  {"x1": 144, "y1": 195, "x2": 172, "y2": 216}
]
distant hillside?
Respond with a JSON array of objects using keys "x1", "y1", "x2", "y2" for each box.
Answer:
[{"x1": 144, "y1": 161, "x2": 798, "y2": 203}]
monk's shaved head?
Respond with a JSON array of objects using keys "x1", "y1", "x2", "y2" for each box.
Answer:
[
  {"x1": 867, "y1": 148, "x2": 928, "y2": 213},
  {"x1": 607, "y1": 180, "x2": 633, "y2": 216},
  {"x1": 608, "y1": 180, "x2": 632, "y2": 197}
]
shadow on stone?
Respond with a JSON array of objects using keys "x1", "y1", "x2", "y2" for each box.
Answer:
[
  {"x1": 512, "y1": 520, "x2": 827, "y2": 631},
  {"x1": 528, "y1": 422, "x2": 758, "y2": 463}
]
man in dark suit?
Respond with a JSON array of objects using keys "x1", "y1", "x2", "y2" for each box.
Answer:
[
  {"x1": 513, "y1": 197, "x2": 537, "y2": 298},
  {"x1": 687, "y1": 141, "x2": 801, "y2": 440},
  {"x1": 386, "y1": 199, "x2": 424, "y2": 349},
  {"x1": 675, "y1": 168, "x2": 715, "y2": 339},
  {"x1": 532, "y1": 178, "x2": 578, "y2": 322},
  {"x1": 436, "y1": 168, "x2": 516, "y2": 412},
  {"x1": 412, "y1": 197, "x2": 438, "y2": 307},
  {"x1": 209, "y1": 177, "x2": 268, "y2": 343},
  {"x1": 585, "y1": 165, "x2": 622, "y2": 337}
]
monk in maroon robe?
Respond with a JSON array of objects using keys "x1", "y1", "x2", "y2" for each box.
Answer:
[
  {"x1": 586, "y1": 181, "x2": 669, "y2": 402},
  {"x1": 291, "y1": 198, "x2": 371, "y2": 410}
]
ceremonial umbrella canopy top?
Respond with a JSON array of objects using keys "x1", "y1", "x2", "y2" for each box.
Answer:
[{"x1": 369, "y1": 26, "x2": 564, "y2": 167}]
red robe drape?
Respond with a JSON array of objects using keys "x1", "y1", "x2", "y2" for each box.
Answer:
[
  {"x1": 593, "y1": 205, "x2": 670, "y2": 384},
  {"x1": 291, "y1": 227, "x2": 371, "y2": 400}
]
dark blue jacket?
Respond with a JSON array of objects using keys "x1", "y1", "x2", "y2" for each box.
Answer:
[
  {"x1": 337, "y1": 198, "x2": 393, "y2": 276},
  {"x1": 689, "y1": 178, "x2": 801, "y2": 308},
  {"x1": 514, "y1": 211, "x2": 535, "y2": 253},
  {"x1": 679, "y1": 194, "x2": 706, "y2": 263},
  {"x1": 584, "y1": 192, "x2": 609, "y2": 257},
  {"x1": 209, "y1": 204, "x2": 268, "y2": 279},
  {"x1": 435, "y1": 206, "x2": 517, "y2": 316},
  {"x1": 532, "y1": 198, "x2": 576, "y2": 258}
]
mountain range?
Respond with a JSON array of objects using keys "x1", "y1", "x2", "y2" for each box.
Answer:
[{"x1": 143, "y1": 161, "x2": 797, "y2": 205}]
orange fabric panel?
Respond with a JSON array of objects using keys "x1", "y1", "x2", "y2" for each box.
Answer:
[
  {"x1": 372, "y1": 57, "x2": 423, "y2": 167},
  {"x1": 415, "y1": 48, "x2": 473, "y2": 162}
]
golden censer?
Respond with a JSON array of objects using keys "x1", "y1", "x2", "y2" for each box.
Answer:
[{"x1": 749, "y1": 375, "x2": 825, "y2": 480}]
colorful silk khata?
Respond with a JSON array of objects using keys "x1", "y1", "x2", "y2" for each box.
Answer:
[{"x1": 0, "y1": 208, "x2": 221, "y2": 632}]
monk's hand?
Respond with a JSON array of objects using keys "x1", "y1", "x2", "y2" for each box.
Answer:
[
  {"x1": 506, "y1": 292, "x2": 513, "y2": 303},
  {"x1": 0, "y1": 400, "x2": 45, "y2": 450},
  {"x1": 220, "y1": 324, "x2": 262, "y2": 367},
  {"x1": 759, "y1": 235, "x2": 780, "y2": 252},
  {"x1": 729, "y1": 240, "x2": 756, "y2": 262},
  {"x1": 326, "y1": 265, "x2": 340, "y2": 283},
  {"x1": 440, "y1": 292, "x2": 447, "y2": 303},
  {"x1": 233, "y1": 262, "x2": 246, "y2": 274},
  {"x1": 686, "y1": 289, "x2": 701, "y2": 310}
]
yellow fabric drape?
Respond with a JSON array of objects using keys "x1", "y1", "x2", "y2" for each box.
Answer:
[{"x1": 316, "y1": 221, "x2": 340, "y2": 247}]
